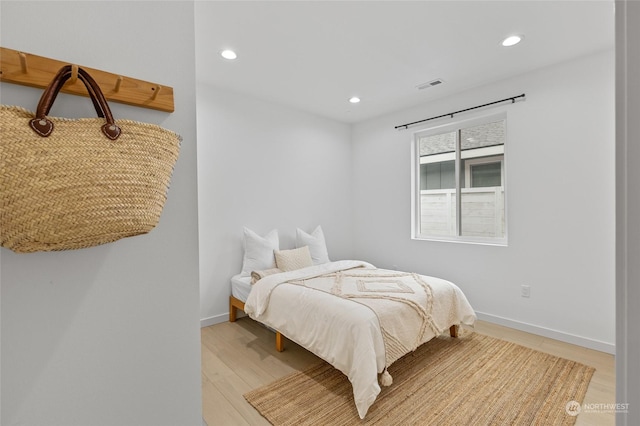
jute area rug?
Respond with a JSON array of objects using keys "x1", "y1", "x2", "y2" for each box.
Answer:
[{"x1": 244, "y1": 333, "x2": 594, "y2": 425}]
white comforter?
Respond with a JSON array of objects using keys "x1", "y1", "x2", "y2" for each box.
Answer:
[{"x1": 244, "y1": 260, "x2": 476, "y2": 419}]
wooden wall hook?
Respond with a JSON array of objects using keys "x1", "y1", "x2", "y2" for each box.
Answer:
[
  {"x1": 151, "y1": 84, "x2": 161, "y2": 101},
  {"x1": 19, "y1": 52, "x2": 28, "y2": 73},
  {"x1": 70, "y1": 64, "x2": 79, "y2": 85},
  {"x1": 0, "y1": 47, "x2": 175, "y2": 112},
  {"x1": 114, "y1": 75, "x2": 124, "y2": 93}
]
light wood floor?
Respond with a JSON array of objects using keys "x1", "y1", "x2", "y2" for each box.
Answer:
[{"x1": 201, "y1": 317, "x2": 615, "y2": 426}]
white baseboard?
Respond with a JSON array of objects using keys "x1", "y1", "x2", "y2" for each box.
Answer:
[
  {"x1": 475, "y1": 311, "x2": 615, "y2": 355},
  {"x1": 200, "y1": 311, "x2": 247, "y2": 328},
  {"x1": 200, "y1": 313, "x2": 228, "y2": 328}
]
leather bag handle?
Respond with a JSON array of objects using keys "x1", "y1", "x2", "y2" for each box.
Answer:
[
  {"x1": 29, "y1": 65, "x2": 121, "y2": 140},
  {"x1": 30, "y1": 66, "x2": 105, "y2": 134},
  {"x1": 40, "y1": 66, "x2": 106, "y2": 119}
]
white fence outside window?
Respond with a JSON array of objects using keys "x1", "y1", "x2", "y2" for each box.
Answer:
[{"x1": 419, "y1": 187, "x2": 505, "y2": 238}]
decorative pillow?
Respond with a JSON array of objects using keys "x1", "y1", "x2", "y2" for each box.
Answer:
[
  {"x1": 250, "y1": 268, "x2": 282, "y2": 285},
  {"x1": 274, "y1": 246, "x2": 313, "y2": 272},
  {"x1": 240, "y1": 227, "x2": 279, "y2": 277},
  {"x1": 296, "y1": 225, "x2": 330, "y2": 265}
]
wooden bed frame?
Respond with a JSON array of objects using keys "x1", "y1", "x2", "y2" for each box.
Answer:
[{"x1": 229, "y1": 295, "x2": 458, "y2": 352}]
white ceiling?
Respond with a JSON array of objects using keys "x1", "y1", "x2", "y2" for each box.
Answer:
[{"x1": 194, "y1": 1, "x2": 614, "y2": 124}]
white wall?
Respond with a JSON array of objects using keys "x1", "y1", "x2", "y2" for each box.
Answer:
[
  {"x1": 351, "y1": 50, "x2": 615, "y2": 353},
  {"x1": 196, "y1": 84, "x2": 353, "y2": 325},
  {"x1": 0, "y1": 2, "x2": 202, "y2": 425},
  {"x1": 616, "y1": 1, "x2": 640, "y2": 423}
]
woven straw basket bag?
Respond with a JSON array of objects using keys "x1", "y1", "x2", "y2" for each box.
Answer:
[{"x1": 0, "y1": 65, "x2": 181, "y2": 253}]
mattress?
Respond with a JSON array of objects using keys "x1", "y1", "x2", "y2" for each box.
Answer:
[{"x1": 231, "y1": 274, "x2": 252, "y2": 302}]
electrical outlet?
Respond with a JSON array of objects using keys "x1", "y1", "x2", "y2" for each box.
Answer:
[{"x1": 521, "y1": 285, "x2": 531, "y2": 298}]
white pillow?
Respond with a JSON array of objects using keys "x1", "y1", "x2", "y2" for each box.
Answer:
[
  {"x1": 296, "y1": 225, "x2": 330, "y2": 265},
  {"x1": 240, "y1": 227, "x2": 279, "y2": 276},
  {"x1": 275, "y1": 246, "x2": 313, "y2": 272}
]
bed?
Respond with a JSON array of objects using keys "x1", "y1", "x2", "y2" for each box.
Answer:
[
  {"x1": 229, "y1": 227, "x2": 476, "y2": 419},
  {"x1": 229, "y1": 274, "x2": 289, "y2": 351}
]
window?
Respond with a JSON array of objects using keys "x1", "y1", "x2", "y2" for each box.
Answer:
[{"x1": 412, "y1": 114, "x2": 506, "y2": 244}]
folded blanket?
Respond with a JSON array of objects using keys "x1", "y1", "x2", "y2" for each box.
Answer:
[
  {"x1": 291, "y1": 269, "x2": 441, "y2": 368},
  {"x1": 251, "y1": 268, "x2": 282, "y2": 284}
]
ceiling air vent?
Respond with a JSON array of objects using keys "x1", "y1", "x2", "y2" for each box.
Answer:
[{"x1": 416, "y1": 79, "x2": 444, "y2": 90}]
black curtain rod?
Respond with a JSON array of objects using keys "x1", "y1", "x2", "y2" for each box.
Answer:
[{"x1": 395, "y1": 93, "x2": 526, "y2": 130}]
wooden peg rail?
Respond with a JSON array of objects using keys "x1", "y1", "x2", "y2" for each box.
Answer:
[{"x1": 0, "y1": 47, "x2": 174, "y2": 113}]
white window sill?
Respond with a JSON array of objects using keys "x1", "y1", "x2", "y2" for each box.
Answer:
[{"x1": 411, "y1": 235, "x2": 508, "y2": 247}]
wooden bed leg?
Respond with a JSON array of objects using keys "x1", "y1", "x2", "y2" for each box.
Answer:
[
  {"x1": 449, "y1": 325, "x2": 459, "y2": 338},
  {"x1": 275, "y1": 332, "x2": 284, "y2": 352},
  {"x1": 229, "y1": 297, "x2": 238, "y2": 322}
]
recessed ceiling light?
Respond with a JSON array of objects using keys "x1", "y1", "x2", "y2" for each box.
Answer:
[
  {"x1": 349, "y1": 96, "x2": 361, "y2": 104},
  {"x1": 221, "y1": 49, "x2": 237, "y2": 60},
  {"x1": 501, "y1": 35, "x2": 523, "y2": 47}
]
